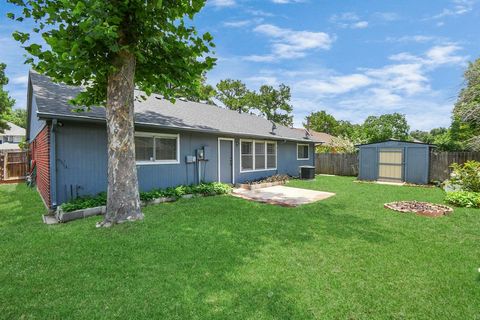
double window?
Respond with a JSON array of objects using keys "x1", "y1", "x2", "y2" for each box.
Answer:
[
  {"x1": 297, "y1": 144, "x2": 310, "y2": 160},
  {"x1": 135, "y1": 132, "x2": 180, "y2": 164},
  {"x1": 241, "y1": 140, "x2": 277, "y2": 172}
]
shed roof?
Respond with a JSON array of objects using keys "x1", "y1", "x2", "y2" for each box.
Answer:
[
  {"x1": 356, "y1": 139, "x2": 436, "y2": 147},
  {"x1": 29, "y1": 71, "x2": 316, "y2": 143}
]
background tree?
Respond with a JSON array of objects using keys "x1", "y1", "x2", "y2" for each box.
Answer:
[
  {"x1": 454, "y1": 58, "x2": 480, "y2": 150},
  {"x1": 253, "y1": 84, "x2": 294, "y2": 127},
  {"x1": 185, "y1": 74, "x2": 216, "y2": 104},
  {"x1": 362, "y1": 113, "x2": 410, "y2": 143},
  {"x1": 0, "y1": 63, "x2": 15, "y2": 133},
  {"x1": 9, "y1": 0, "x2": 215, "y2": 226},
  {"x1": 5, "y1": 108, "x2": 27, "y2": 128},
  {"x1": 306, "y1": 110, "x2": 339, "y2": 135},
  {"x1": 215, "y1": 79, "x2": 251, "y2": 113}
]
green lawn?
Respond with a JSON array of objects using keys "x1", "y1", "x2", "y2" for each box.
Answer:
[{"x1": 0, "y1": 176, "x2": 479, "y2": 319}]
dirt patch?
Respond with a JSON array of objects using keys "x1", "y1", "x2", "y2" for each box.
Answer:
[{"x1": 384, "y1": 201, "x2": 453, "y2": 217}]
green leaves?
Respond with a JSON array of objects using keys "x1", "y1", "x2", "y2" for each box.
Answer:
[
  {"x1": 8, "y1": 0, "x2": 216, "y2": 106},
  {"x1": 12, "y1": 31, "x2": 29, "y2": 43}
]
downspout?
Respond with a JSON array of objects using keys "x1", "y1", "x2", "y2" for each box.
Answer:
[{"x1": 50, "y1": 119, "x2": 58, "y2": 209}]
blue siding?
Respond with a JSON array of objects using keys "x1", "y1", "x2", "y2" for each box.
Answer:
[
  {"x1": 405, "y1": 146, "x2": 430, "y2": 184},
  {"x1": 53, "y1": 122, "x2": 315, "y2": 205},
  {"x1": 358, "y1": 146, "x2": 377, "y2": 181},
  {"x1": 28, "y1": 96, "x2": 46, "y2": 141},
  {"x1": 358, "y1": 141, "x2": 431, "y2": 184}
]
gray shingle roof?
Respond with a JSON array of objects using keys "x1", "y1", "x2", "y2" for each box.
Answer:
[{"x1": 30, "y1": 71, "x2": 318, "y2": 143}]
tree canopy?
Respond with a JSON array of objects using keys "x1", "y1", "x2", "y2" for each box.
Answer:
[
  {"x1": 0, "y1": 63, "x2": 15, "y2": 133},
  {"x1": 8, "y1": 0, "x2": 215, "y2": 107},
  {"x1": 253, "y1": 84, "x2": 293, "y2": 127},
  {"x1": 215, "y1": 79, "x2": 252, "y2": 113},
  {"x1": 306, "y1": 111, "x2": 339, "y2": 135},
  {"x1": 5, "y1": 109, "x2": 27, "y2": 129},
  {"x1": 454, "y1": 58, "x2": 480, "y2": 150},
  {"x1": 362, "y1": 113, "x2": 410, "y2": 143}
]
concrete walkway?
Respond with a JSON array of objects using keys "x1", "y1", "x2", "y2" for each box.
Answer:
[{"x1": 232, "y1": 185, "x2": 335, "y2": 207}]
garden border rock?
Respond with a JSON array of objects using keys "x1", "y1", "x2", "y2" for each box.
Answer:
[
  {"x1": 237, "y1": 180, "x2": 286, "y2": 190},
  {"x1": 384, "y1": 201, "x2": 453, "y2": 217},
  {"x1": 54, "y1": 194, "x2": 211, "y2": 223}
]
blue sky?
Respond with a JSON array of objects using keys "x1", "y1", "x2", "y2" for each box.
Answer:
[{"x1": 1, "y1": 0, "x2": 479, "y2": 130}]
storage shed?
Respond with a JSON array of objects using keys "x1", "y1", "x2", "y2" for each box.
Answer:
[{"x1": 357, "y1": 140, "x2": 434, "y2": 185}]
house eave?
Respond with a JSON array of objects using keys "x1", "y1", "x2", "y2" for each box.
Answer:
[{"x1": 37, "y1": 111, "x2": 316, "y2": 143}]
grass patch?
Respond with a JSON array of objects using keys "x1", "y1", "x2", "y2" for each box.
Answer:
[{"x1": 0, "y1": 177, "x2": 479, "y2": 319}]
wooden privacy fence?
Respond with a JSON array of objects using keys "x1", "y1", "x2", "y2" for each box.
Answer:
[
  {"x1": 0, "y1": 150, "x2": 28, "y2": 183},
  {"x1": 315, "y1": 153, "x2": 359, "y2": 176},
  {"x1": 429, "y1": 151, "x2": 480, "y2": 182},
  {"x1": 316, "y1": 151, "x2": 480, "y2": 182}
]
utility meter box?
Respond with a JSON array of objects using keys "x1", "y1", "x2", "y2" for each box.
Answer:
[{"x1": 185, "y1": 155, "x2": 196, "y2": 164}]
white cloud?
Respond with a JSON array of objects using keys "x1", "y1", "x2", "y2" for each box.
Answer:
[
  {"x1": 209, "y1": 0, "x2": 236, "y2": 8},
  {"x1": 390, "y1": 44, "x2": 468, "y2": 67},
  {"x1": 330, "y1": 12, "x2": 369, "y2": 29},
  {"x1": 11, "y1": 75, "x2": 28, "y2": 85},
  {"x1": 297, "y1": 74, "x2": 372, "y2": 95},
  {"x1": 352, "y1": 21, "x2": 369, "y2": 29},
  {"x1": 424, "y1": 45, "x2": 467, "y2": 66},
  {"x1": 374, "y1": 12, "x2": 401, "y2": 21},
  {"x1": 271, "y1": 0, "x2": 305, "y2": 3},
  {"x1": 386, "y1": 35, "x2": 436, "y2": 43},
  {"x1": 223, "y1": 19, "x2": 258, "y2": 27},
  {"x1": 364, "y1": 63, "x2": 429, "y2": 96},
  {"x1": 244, "y1": 24, "x2": 333, "y2": 62},
  {"x1": 246, "y1": 76, "x2": 278, "y2": 86},
  {"x1": 429, "y1": 0, "x2": 475, "y2": 19},
  {"x1": 287, "y1": 44, "x2": 467, "y2": 129}
]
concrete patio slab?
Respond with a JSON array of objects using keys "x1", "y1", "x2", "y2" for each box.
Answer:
[{"x1": 232, "y1": 185, "x2": 335, "y2": 207}]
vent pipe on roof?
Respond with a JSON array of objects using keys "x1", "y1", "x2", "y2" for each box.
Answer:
[
  {"x1": 305, "y1": 118, "x2": 311, "y2": 139},
  {"x1": 270, "y1": 121, "x2": 277, "y2": 135}
]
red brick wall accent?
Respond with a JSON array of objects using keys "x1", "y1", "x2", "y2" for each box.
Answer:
[{"x1": 31, "y1": 125, "x2": 51, "y2": 207}]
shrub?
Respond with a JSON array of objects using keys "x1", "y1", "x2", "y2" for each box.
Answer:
[
  {"x1": 449, "y1": 161, "x2": 480, "y2": 192},
  {"x1": 445, "y1": 191, "x2": 480, "y2": 208},
  {"x1": 60, "y1": 182, "x2": 232, "y2": 212},
  {"x1": 60, "y1": 193, "x2": 107, "y2": 212},
  {"x1": 246, "y1": 174, "x2": 290, "y2": 185}
]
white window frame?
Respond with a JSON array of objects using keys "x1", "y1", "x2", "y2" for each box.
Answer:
[
  {"x1": 135, "y1": 132, "x2": 180, "y2": 165},
  {"x1": 240, "y1": 139, "x2": 277, "y2": 173},
  {"x1": 297, "y1": 143, "x2": 310, "y2": 160}
]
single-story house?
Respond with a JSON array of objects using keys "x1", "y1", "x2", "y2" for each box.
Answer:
[
  {"x1": 0, "y1": 122, "x2": 25, "y2": 151},
  {"x1": 27, "y1": 71, "x2": 320, "y2": 209}
]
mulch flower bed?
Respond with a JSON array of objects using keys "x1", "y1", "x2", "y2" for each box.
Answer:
[{"x1": 384, "y1": 201, "x2": 453, "y2": 217}]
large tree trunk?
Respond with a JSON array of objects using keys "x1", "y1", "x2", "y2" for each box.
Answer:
[{"x1": 98, "y1": 50, "x2": 143, "y2": 227}]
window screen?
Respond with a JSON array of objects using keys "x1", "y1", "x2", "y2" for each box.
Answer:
[
  {"x1": 297, "y1": 144, "x2": 309, "y2": 159},
  {"x1": 241, "y1": 141, "x2": 253, "y2": 171},
  {"x1": 255, "y1": 141, "x2": 266, "y2": 170}
]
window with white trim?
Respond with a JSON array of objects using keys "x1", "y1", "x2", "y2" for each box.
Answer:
[
  {"x1": 266, "y1": 142, "x2": 276, "y2": 169},
  {"x1": 255, "y1": 141, "x2": 266, "y2": 170},
  {"x1": 297, "y1": 144, "x2": 309, "y2": 160},
  {"x1": 135, "y1": 133, "x2": 179, "y2": 164},
  {"x1": 241, "y1": 141, "x2": 253, "y2": 171},
  {"x1": 241, "y1": 140, "x2": 277, "y2": 172}
]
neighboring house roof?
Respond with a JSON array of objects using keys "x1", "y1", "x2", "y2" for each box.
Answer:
[
  {"x1": 0, "y1": 143, "x2": 21, "y2": 151},
  {"x1": 1, "y1": 122, "x2": 25, "y2": 137},
  {"x1": 292, "y1": 128, "x2": 342, "y2": 145},
  {"x1": 29, "y1": 71, "x2": 317, "y2": 143}
]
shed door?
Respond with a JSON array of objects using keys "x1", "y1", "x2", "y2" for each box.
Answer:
[{"x1": 378, "y1": 148, "x2": 403, "y2": 182}]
